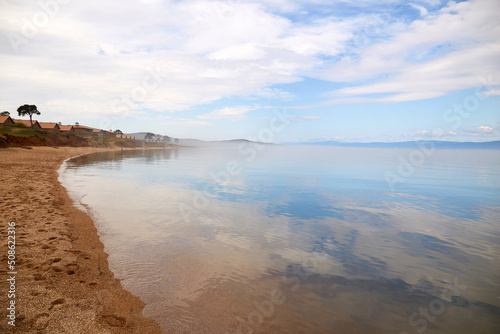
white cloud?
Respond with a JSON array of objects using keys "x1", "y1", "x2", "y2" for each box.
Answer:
[
  {"x1": 161, "y1": 119, "x2": 212, "y2": 127},
  {"x1": 0, "y1": 0, "x2": 498, "y2": 124},
  {"x1": 414, "y1": 130, "x2": 433, "y2": 139},
  {"x1": 478, "y1": 125, "x2": 493, "y2": 133},
  {"x1": 289, "y1": 115, "x2": 324, "y2": 122},
  {"x1": 279, "y1": 19, "x2": 353, "y2": 57},
  {"x1": 409, "y1": 3, "x2": 429, "y2": 17},
  {"x1": 331, "y1": 42, "x2": 500, "y2": 103},
  {"x1": 478, "y1": 87, "x2": 500, "y2": 96},
  {"x1": 0, "y1": 0, "x2": 330, "y2": 119},
  {"x1": 177, "y1": 1, "x2": 290, "y2": 56},
  {"x1": 419, "y1": 0, "x2": 443, "y2": 6},
  {"x1": 460, "y1": 125, "x2": 497, "y2": 137},
  {"x1": 209, "y1": 43, "x2": 267, "y2": 61},
  {"x1": 250, "y1": 87, "x2": 294, "y2": 100},
  {"x1": 324, "y1": 0, "x2": 500, "y2": 102},
  {"x1": 198, "y1": 106, "x2": 256, "y2": 121},
  {"x1": 414, "y1": 125, "x2": 497, "y2": 140},
  {"x1": 413, "y1": 128, "x2": 471, "y2": 140}
]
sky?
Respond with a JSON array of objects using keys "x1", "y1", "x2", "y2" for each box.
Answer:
[{"x1": 1, "y1": 0, "x2": 499, "y2": 143}]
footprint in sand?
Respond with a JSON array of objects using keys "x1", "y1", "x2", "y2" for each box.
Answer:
[
  {"x1": 16, "y1": 315, "x2": 26, "y2": 325},
  {"x1": 65, "y1": 263, "x2": 80, "y2": 275},
  {"x1": 76, "y1": 251, "x2": 91, "y2": 260},
  {"x1": 63, "y1": 249, "x2": 81, "y2": 254},
  {"x1": 101, "y1": 314, "x2": 127, "y2": 327},
  {"x1": 51, "y1": 266, "x2": 63, "y2": 273},
  {"x1": 49, "y1": 298, "x2": 65, "y2": 310},
  {"x1": 33, "y1": 273, "x2": 45, "y2": 281},
  {"x1": 48, "y1": 237, "x2": 61, "y2": 243},
  {"x1": 59, "y1": 231, "x2": 71, "y2": 238}
]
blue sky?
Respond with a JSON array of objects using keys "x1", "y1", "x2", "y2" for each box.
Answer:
[{"x1": 1, "y1": 0, "x2": 499, "y2": 142}]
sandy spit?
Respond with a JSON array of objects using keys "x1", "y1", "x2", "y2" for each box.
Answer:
[{"x1": 0, "y1": 147, "x2": 163, "y2": 333}]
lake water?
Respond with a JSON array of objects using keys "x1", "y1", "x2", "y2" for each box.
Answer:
[{"x1": 59, "y1": 145, "x2": 500, "y2": 334}]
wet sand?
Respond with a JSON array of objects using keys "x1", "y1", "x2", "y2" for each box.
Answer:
[{"x1": 0, "y1": 147, "x2": 162, "y2": 333}]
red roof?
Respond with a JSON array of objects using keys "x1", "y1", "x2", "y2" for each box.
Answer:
[
  {"x1": 59, "y1": 125, "x2": 74, "y2": 131},
  {"x1": 12, "y1": 119, "x2": 41, "y2": 127},
  {"x1": 39, "y1": 122, "x2": 60, "y2": 130},
  {"x1": 0, "y1": 116, "x2": 13, "y2": 124},
  {"x1": 73, "y1": 125, "x2": 95, "y2": 130}
]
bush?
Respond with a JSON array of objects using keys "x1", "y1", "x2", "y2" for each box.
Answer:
[
  {"x1": 13, "y1": 128, "x2": 36, "y2": 137},
  {"x1": 12, "y1": 122, "x2": 28, "y2": 128}
]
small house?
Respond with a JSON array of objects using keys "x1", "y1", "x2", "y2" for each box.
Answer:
[
  {"x1": 73, "y1": 123, "x2": 94, "y2": 136},
  {"x1": 93, "y1": 129, "x2": 105, "y2": 137},
  {"x1": 58, "y1": 124, "x2": 75, "y2": 133},
  {"x1": 12, "y1": 119, "x2": 42, "y2": 130},
  {"x1": 0, "y1": 116, "x2": 14, "y2": 127},
  {"x1": 39, "y1": 122, "x2": 60, "y2": 132}
]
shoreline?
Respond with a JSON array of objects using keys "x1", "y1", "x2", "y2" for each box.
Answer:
[{"x1": 0, "y1": 147, "x2": 163, "y2": 333}]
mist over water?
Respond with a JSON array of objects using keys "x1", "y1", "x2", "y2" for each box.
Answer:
[{"x1": 60, "y1": 145, "x2": 500, "y2": 334}]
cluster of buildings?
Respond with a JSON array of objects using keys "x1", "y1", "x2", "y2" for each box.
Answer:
[{"x1": 0, "y1": 116, "x2": 135, "y2": 140}]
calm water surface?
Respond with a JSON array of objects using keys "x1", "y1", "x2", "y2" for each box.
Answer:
[{"x1": 60, "y1": 145, "x2": 500, "y2": 334}]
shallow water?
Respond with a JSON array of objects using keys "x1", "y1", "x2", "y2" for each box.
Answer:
[{"x1": 60, "y1": 145, "x2": 500, "y2": 334}]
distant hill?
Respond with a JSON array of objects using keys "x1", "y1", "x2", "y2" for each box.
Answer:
[
  {"x1": 176, "y1": 138, "x2": 208, "y2": 147},
  {"x1": 287, "y1": 140, "x2": 500, "y2": 149},
  {"x1": 127, "y1": 134, "x2": 271, "y2": 147},
  {"x1": 128, "y1": 134, "x2": 500, "y2": 149},
  {"x1": 177, "y1": 138, "x2": 273, "y2": 147}
]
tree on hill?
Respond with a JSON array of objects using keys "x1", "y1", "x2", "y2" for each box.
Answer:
[
  {"x1": 1, "y1": 111, "x2": 10, "y2": 116},
  {"x1": 17, "y1": 104, "x2": 40, "y2": 128},
  {"x1": 115, "y1": 129, "x2": 123, "y2": 135},
  {"x1": 144, "y1": 132, "x2": 155, "y2": 141}
]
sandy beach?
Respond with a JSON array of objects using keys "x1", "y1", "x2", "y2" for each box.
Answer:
[{"x1": 0, "y1": 147, "x2": 162, "y2": 333}]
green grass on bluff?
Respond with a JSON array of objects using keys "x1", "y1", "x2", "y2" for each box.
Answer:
[{"x1": 0, "y1": 126, "x2": 37, "y2": 137}]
